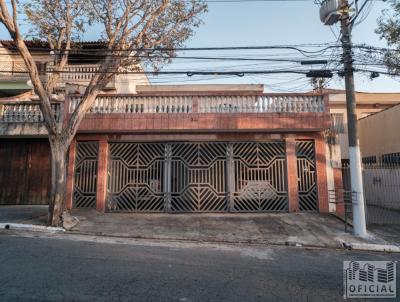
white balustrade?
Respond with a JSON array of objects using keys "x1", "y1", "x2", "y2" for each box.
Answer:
[
  {"x1": 47, "y1": 64, "x2": 102, "y2": 83},
  {"x1": 0, "y1": 103, "x2": 61, "y2": 123},
  {"x1": 70, "y1": 95, "x2": 193, "y2": 114},
  {"x1": 69, "y1": 94, "x2": 325, "y2": 114}
]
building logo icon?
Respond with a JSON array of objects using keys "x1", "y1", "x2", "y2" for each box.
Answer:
[{"x1": 344, "y1": 261, "x2": 397, "y2": 299}]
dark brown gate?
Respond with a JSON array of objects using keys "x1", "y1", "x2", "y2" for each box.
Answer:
[{"x1": 0, "y1": 139, "x2": 51, "y2": 205}]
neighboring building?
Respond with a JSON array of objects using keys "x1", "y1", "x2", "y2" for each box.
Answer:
[
  {"x1": 326, "y1": 89, "x2": 400, "y2": 162},
  {"x1": 0, "y1": 40, "x2": 150, "y2": 96},
  {"x1": 0, "y1": 80, "x2": 332, "y2": 214},
  {"x1": 359, "y1": 103, "x2": 400, "y2": 166}
]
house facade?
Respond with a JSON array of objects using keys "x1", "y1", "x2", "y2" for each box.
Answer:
[
  {"x1": 0, "y1": 85, "x2": 331, "y2": 213},
  {"x1": 0, "y1": 40, "x2": 332, "y2": 213}
]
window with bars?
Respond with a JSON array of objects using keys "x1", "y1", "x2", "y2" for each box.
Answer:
[
  {"x1": 362, "y1": 156, "x2": 377, "y2": 165},
  {"x1": 381, "y1": 152, "x2": 400, "y2": 166},
  {"x1": 330, "y1": 113, "x2": 345, "y2": 133}
]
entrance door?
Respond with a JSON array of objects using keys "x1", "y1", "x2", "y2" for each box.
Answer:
[
  {"x1": 73, "y1": 142, "x2": 99, "y2": 208},
  {"x1": 296, "y1": 140, "x2": 318, "y2": 211}
]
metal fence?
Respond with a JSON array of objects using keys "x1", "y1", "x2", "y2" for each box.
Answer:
[{"x1": 341, "y1": 164, "x2": 400, "y2": 225}]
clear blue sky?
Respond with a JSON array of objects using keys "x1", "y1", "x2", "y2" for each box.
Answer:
[{"x1": 1, "y1": 0, "x2": 399, "y2": 93}]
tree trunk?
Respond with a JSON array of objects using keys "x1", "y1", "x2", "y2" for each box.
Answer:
[{"x1": 47, "y1": 137, "x2": 68, "y2": 227}]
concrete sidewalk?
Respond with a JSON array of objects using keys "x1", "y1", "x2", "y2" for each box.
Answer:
[
  {"x1": 68, "y1": 209, "x2": 384, "y2": 249},
  {"x1": 0, "y1": 205, "x2": 48, "y2": 225},
  {"x1": 1, "y1": 205, "x2": 398, "y2": 250}
]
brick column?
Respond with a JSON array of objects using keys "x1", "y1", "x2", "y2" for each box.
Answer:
[
  {"x1": 315, "y1": 133, "x2": 329, "y2": 213},
  {"x1": 65, "y1": 140, "x2": 76, "y2": 210},
  {"x1": 285, "y1": 136, "x2": 299, "y2": 212},
  {"x1": 96, "y1": 139, "x2": 109, "y2": 212}
]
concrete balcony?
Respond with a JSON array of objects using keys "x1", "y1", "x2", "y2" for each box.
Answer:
[
  {"x1": 0, "y1": 62, "x2": 115, "y2": 89},
  {"x1": 69, "y1": 93, "x2": 331, "y2": 133},
  {"x1": 0, "y1": 102, "x2": 62, "y2": 136},
  {"x1": 47, "y1": 64, "x2": 115, "y2": 89}
]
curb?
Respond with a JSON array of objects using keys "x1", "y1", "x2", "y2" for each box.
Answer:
[
  {"x1": 341, "y1": 242, "x2": 400, "y2": 253},
  {"x1": 0, "y1": 223, "x2": 65, "y2": 233},
  {"x1": 1, "y1": 223, "x2": 399, "y2": 253}
]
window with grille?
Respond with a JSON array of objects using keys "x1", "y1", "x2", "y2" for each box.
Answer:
[
  {"x1": 330, "y1": 113, "x2": 345, "y2": 133},
  {"x1": 381, "y1": 152, "x2": 400, "y2": 166},
  {"x1": 362, "y1": 156, "x2": 377, "y2": 165}
]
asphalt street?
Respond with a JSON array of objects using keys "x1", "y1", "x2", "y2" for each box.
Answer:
[{"x1": 0, "y1": 233, "x2": 399, "y2": 302}]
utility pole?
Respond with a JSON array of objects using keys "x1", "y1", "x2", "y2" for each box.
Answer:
[
  {"x1": 320, "y1": 0, "x2": 367, "y2": 237},
  {"x1": 340, "y1": 0, "x2": 367, "y2": 237}
]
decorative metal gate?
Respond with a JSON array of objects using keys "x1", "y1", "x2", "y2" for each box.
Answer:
[
  {"x1": 107, "y1": 143, "x2": 165, "y2": 212},
  {"x1": 170, "y1": 143, "x2": 227, "y2": 212},
  {"x1": 296, "y1": 140, "x2": 318, "y2": 211},
  {"x1": 231, "y1": 142, "x2": 288, "y2": 212},
  {"x1": 73, "y1": 142, "x2": 99, "y2": 208},
  {"x1": 106, "y1": 141, "x2": 289, "y2": 213}
]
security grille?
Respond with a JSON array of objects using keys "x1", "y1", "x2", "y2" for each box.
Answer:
[
  {"x1": 232, "y1": 142, "x2": 288, "y2": 212},
  {"x1": 107, "y1": 143, "x2": 165, "y2": 212},
  {"x1": 296, "y1": 140, "x2": 318, "y2": 211},
  {"x1": 170, "y1": 143, "x2": 227, "y2": 212},
  {"x1": 73, "y1": 142, "x2": 99, "y2": 208},
  {"x1": 106, "y1": 141, "x2": 289, "y2": 213}
]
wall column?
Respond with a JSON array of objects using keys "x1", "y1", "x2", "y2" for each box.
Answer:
[
  {"x1": 315, "y1": 133, "x2": 329, "y2": 213},
  {"x1": 285, "y1": 135, "x2": 299, "y2": 212},
  {"x1": 65, "y1": 140, "x2": 76, "y2": 210},
  {"x1": 96, "y1": 139, "x2": 109, "y2": 212}
]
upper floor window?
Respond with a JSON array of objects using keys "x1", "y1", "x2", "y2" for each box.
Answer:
[{"x1": 330, "y1": 113, "x2": 345, "y2": 133}]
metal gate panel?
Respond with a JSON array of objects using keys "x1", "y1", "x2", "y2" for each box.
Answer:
[
  {"x1": 107, "y1": 143, "x2": 165, "y2": 212},
  {"x1": 232, "y1": 142, "x2": 288, "y2": 212},
  {"x1": 73, "y1": 142, "x2": 99, "y2": 208},
  {"x1": 296, "y1": 140, "x2": 318, "y2": 211},
  {"x1": 170, "y1": 142, "x2": 227, "y2": 212}
]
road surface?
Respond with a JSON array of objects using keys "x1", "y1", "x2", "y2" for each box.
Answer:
[{"x1": 0, "y1": 232, "x2": 398, "y2": 302}]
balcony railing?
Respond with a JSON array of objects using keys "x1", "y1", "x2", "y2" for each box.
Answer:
[
  {"x1": 47, "y1": 65, "x2": 115, "y2": 87},
  {"x1": 69, "y1": 94, "x2": 326, "y2": 114},
  {"x1": 0, "y1": 102, "x2": 62, "y2": 123},
  {"x1": 0, "y1": 62, "x2": 113, "y2": 87}
]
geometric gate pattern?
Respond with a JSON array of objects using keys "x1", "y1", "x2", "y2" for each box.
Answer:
[
  {"x1": 232, "y1": 142, "x2": 288, "y2": 212},
  {"x1": 170, "y1": 143, "x2": 227, "y2": 212},
  {"x1": 105, "y1": 141, "x2": 290, "y2": 213},
  {"x1": 296, "y1": 140, "x2": 318, "y2": 211},
  {"x1": 107, "y1": 143, "x2": 165, "y2": 212},
  {"x1": 73, "y1": 141, "x2": 99, "y2": 208}
]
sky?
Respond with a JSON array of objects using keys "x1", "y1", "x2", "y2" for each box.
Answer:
[{"x1": 1, "y1": 0, "x2": 399, "y2": 93}]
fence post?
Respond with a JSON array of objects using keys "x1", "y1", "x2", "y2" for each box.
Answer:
[
  {"x1": 164, "y1": 144, "x2": 172, "y2": 212},
  {"x1": 226, "y1": 143, "x2": 234, "y2": 212},
  {"x1": 285, "y1": 136, "x2": 299, "y2": 212}
]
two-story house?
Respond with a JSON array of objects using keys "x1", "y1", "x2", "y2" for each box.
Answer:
[{"x1": 0, "y1": 41, "x2": 332, "y2": 215}]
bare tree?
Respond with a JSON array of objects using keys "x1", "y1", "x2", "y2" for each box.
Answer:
[{"x1": 0, "y1": 0, "x2": 207, "y2": 226}]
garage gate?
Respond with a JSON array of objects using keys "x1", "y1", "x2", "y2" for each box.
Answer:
[{"x1": 72, "y1": 141, "x2": 318, "y2": 212}]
